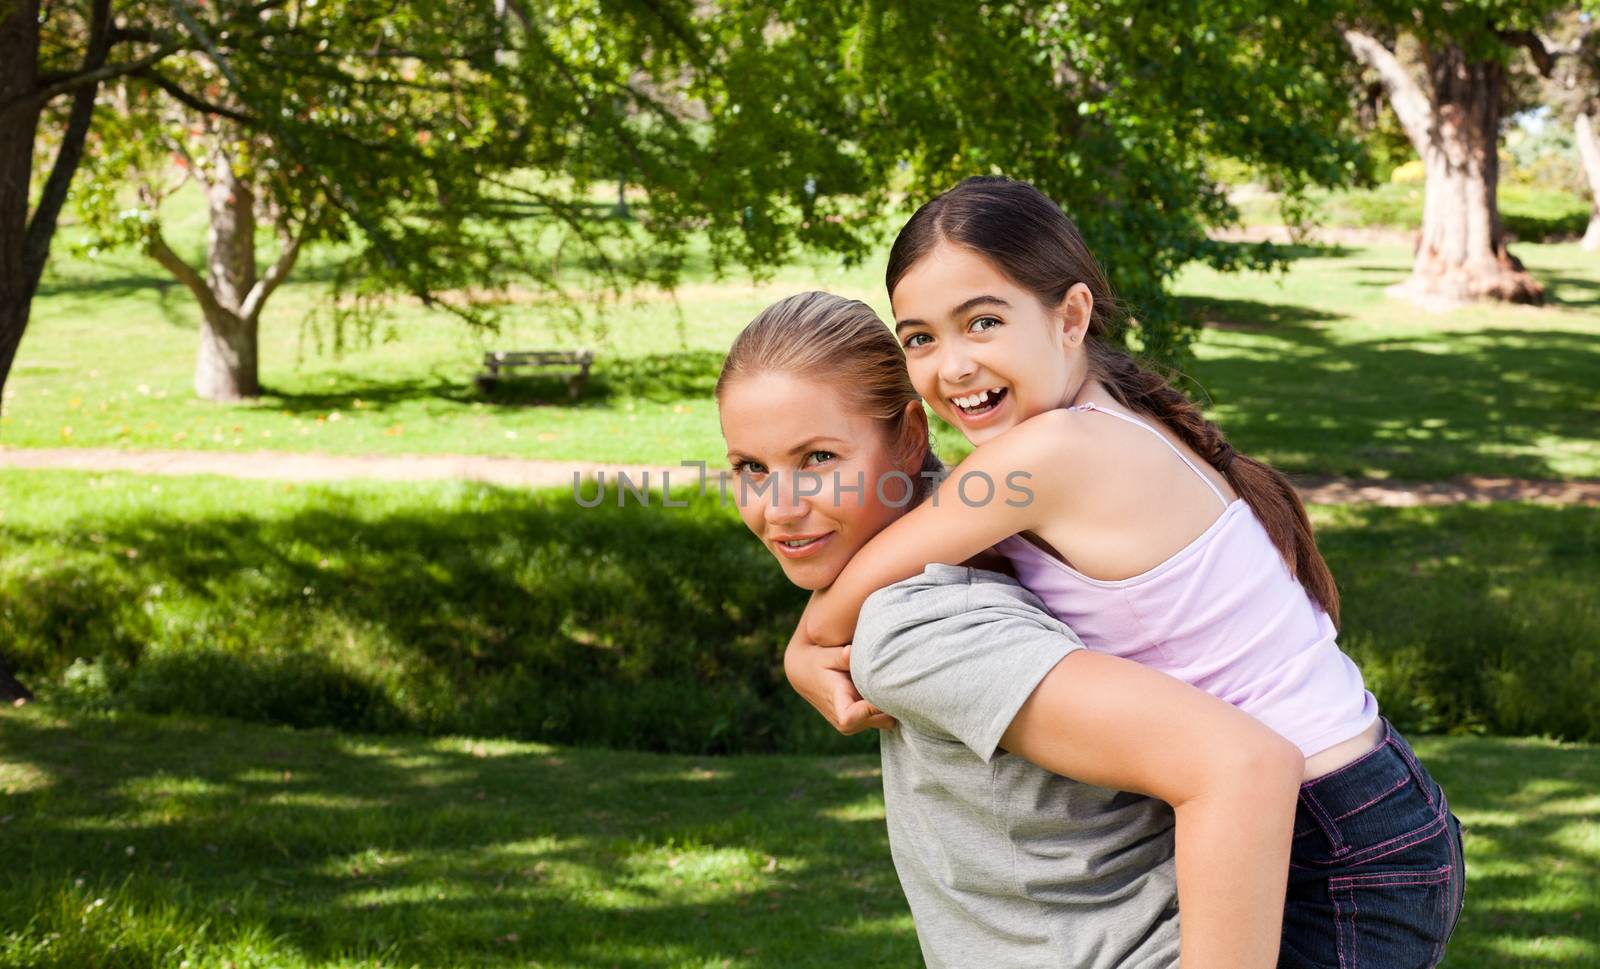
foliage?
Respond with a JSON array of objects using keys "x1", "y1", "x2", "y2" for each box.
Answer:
[
  {"x1": 721, "y1": 0, "x2": 1369, "y2": 362},
  {"x1": 2, "y1": 704, "x2": 1597, "y2": 967},
  {"x1": 1504, "y1": 119, "x2": 1586, "y2": 195},
  {"x1": 20, "y1": 0, "x2": 1376, "y2": 379},
  {"x1": 3, "y1": 471, "x2": 1598, "y2": 749}
]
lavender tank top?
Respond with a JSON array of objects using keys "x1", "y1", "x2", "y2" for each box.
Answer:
[{"x1": 995, "y1": 403, "x2": 1378, "y2": 756}]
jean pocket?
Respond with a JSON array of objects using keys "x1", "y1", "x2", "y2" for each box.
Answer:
[{"x1": 1329, "y1": 864, "x2": 1458, "y2": 969}]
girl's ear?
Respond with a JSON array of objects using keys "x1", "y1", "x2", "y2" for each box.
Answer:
[
  {"x1": 1059, "y1": 282, "x2": 1094, "y2": 346},
  {"x1": 896, "y1": 399, "x2": 931, "y2": 471}
]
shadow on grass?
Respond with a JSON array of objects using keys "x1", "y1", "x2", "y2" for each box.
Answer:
[
  {"x1": 0, "y1": 707, "x2": 912, "y2": 967},
  {"x1": 1, "y1": 481, "x2": 866, "y2": 757},
  {"x1": 255, "y1": 350, "x2": 726, "y2": 414},
  {"x1": 1184, "y1": 296, "x2": 1600, "y2": 479},
  {"x1": 1415, "y1": 735, "x2": 1600, "y2": 968},
  {"x1": 1540, "y1": 275, "x2": 1600, "y2": 310}
]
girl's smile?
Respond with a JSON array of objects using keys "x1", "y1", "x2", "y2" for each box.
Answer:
[{"x1": 890, "y1": 241, "x2": 1091, "y2": 446}]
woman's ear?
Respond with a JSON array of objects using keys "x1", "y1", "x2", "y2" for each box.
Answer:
[
  {"x1": 1059, "y1": 282, "x2": 1094, "y2": 346},
  {"x1": 896, "y1": 399, "x2": 931, "y2": 472}
]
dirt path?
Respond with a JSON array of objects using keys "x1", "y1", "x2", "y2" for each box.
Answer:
[{"x1": 4, "y1": 446, "x2": 1598, "y2": 506}]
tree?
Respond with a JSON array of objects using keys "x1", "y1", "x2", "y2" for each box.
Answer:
[
  {"x1": 1340, "y1": 3, "x2": 1571, "y2": 307},
  {"x1": 1530, "y1": 9, "x2": 1600, "y2": 249},
  {"x1": 0, "y1": 0, "x2": 886, "y2": 698},
  {"x1": 712, "y1": 1, "x2": 1367, "y2": 362}
]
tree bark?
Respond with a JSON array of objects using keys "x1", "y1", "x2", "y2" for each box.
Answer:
[
  {"x1": 1574, "y1": 112, "x2": 1600, "y2": 250},
  {"x1": 0, "y1": 1, "x2": 44, "y2": 414},
  {"x1": 196, "y1": 150, "x2": 261, "y2": 400},
  {"x1": 0, "y1": 3, "x2": 42, "y2": 703},
  {"x1": 1344, "y1": 31, "x2": 1544, "y2": 307}
]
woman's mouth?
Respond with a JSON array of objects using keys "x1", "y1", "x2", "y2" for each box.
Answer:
[
  {"x1": 950, "y1": 386, "x2": 1008, "y2": 422},
  {"x1": 772, "y1": 532, "x2": 834, "y2": 559}
]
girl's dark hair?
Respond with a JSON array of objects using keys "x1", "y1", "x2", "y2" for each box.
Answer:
[{"x1": 886, "y1": 176, "x2": 1340, "y2": 625}]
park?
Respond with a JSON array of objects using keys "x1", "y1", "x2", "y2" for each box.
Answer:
[{"x1": 2, "y1": 2, "x2": 1598, "y2": 967}]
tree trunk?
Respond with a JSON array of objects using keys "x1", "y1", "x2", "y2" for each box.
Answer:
[
  {"x1": 195, "y1": 152, "x2": 261, "y2": 400},
  {"x1": 0, "y1": 1, "x2": 43, "y2": 415},
  {"x1": 1344, "y1": 32, "x2": 1544, "y2": 307},
  {"x1": 1574, "y1": 112, "x2": 1600, "y2": 251}
]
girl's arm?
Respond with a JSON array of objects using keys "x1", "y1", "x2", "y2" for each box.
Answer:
[
  {"x1": 806, "y1": 409, "x2": 1083, "y2": 646},
  {"x1": 1000, "y1": 650, "x2": 1302, "y2": 969},
  {"x1": 784, "y1": 599, "x2": 896, "y2": 734}
]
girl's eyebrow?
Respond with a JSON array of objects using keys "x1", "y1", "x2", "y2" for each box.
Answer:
[{"x1": 895, "y1": 294, "x2": 1012, "y2": 333}]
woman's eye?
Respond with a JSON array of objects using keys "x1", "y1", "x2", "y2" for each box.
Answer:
[
  {"x1": 732, "y1": 460, "x2": 767, "y2": 476},
  {"x1": 903, "y1": 333, "x2": 931, "y2": 349},
  {"x1": 803, "y1": 450, "x2": 837, "y2": 467},
  {"x1": 970, "y1": 315, "x2": 1002, "y2": 333}
]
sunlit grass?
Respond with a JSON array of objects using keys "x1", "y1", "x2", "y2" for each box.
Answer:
[
  {"x1": 0, "y1": 704, "x2": 1594, "y2": 968},
  {"x1": 2, "y1": 469, "x2": 1596, "y2": 746},
  {"x1": 7, "y1": 209, "x2": 1598, "y2": 478}
]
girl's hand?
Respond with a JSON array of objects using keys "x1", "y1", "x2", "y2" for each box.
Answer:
[{"x1": 784, "y1": 636, "x2": 897, "y2": 735}]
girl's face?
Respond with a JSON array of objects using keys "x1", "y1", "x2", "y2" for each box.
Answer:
[
  {"x1": 719, "y1": 372, "x2": 918, "y2": 591},
  {"x1": 891, "y1": 241, "x2": 1089, "y2": 446}
]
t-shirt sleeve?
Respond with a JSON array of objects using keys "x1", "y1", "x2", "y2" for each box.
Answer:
[{"x1": 852, "y1": 566, "x2": 1086, "y2": 762}]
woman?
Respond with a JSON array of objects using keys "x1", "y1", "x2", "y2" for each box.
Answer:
[{"x1": 716, "y1": 291, "x2": 1303, "y2": 969}]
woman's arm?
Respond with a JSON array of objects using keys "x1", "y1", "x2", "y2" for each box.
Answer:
[
  {"x1": 1000, "y1": 650, "x2": 1302, "y2": 969},
  {"x1": 806, "y1": 409, "x2": 1084, "y2": 646}
]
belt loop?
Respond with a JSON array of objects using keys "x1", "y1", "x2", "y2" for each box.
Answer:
[
  {"x1": 1385, "y1": 720, "x2": 1435, "y2": 807},
  {"x1": 1298, "y1": 784, "x2": 1350, "y2": 857}
]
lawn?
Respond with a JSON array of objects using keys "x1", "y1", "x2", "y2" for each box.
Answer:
[
  {"x1": 2, "y1": 470, "x2": 1596, "y2": 746},
  {"x1": 5, "y1": 214, "x2": 1598, "y2": 480},
  {"x1": 1, "y1": 704, "x2": 1594, "y2": 969}
]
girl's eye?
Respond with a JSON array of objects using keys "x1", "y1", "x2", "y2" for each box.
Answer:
[
  {"x1": 803, "y1": 450, "x2": 837, "y2": 467},
  {"x1": 732, "y1": 459, "x2": 767, "y2": 476},
  {"x1": 903, "y1": 333, "x2": 931, "y2": 349},
  {"x1": 970, "y1": 315, "x2": 1002, "y2": 333}
]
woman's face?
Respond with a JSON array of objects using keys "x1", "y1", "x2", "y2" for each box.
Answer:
[
  {"x1": 719, "y1": 372, "x2": 916, "y2": 590},
  {"x1": 890, "y1": 241, "x2": 1086, "y2": 446}
]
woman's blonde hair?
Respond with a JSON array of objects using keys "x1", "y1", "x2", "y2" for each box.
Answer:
[{"x1": 716, "y1": 291, "x2": 942, "y2": 495}]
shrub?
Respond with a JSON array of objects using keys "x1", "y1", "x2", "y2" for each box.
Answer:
[{"x1": 3, "y1": 474, "x2": 1596, "y2": 750}]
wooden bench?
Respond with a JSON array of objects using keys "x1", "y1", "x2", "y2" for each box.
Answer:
[{"x1": 475, "y1": 349, "x2": 594, "y2": 400}]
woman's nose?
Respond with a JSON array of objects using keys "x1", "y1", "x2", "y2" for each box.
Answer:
[{"x1": 761, "y1": 473, "x2": 810, "y2": 525}]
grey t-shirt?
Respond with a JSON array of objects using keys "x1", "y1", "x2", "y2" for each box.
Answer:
[{"x1": 852, "y1": 563, "x2": 1180, "y2": 969}]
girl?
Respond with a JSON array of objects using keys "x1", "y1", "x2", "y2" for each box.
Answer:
[
  {"x1": 718, "y1": 291, "x2": 1303, "y2": 968},
  {"x1": 798, "y1": 177, "x2": 1466, "y2": 969}
]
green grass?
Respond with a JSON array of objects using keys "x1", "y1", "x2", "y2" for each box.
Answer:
[
  {"x1": 7, "y1": 216, "x2": 1599, "y2": 480},
  {"x1": 3, "y1": 469, "x2": 1597, "y2": 745},
  {"x1": 1, "y1": 703, "x2": 1595, "y2": 968},
  {"x1": 1233, "y1": 183, "x2": 1592, "y2": 240},
  {"x1": 1173, "y1": 243, "x2": 1600, "y2": 481}
]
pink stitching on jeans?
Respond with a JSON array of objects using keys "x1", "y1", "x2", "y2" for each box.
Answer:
[
  {"x1": 1333, "y1": 890, "x2": 1350, "y2": 969},
  {"x1": 1352, "y1": 887, "x2": 1360, "y2": 969},
  {"x1": 1292, "y1": 814, "x2": 1447, "y2": 869},
  {"x1": 1389, "y1": 735, "x2": 1436, "y2": 807},
  {"x1": 1301, "y1": 787, "x2": 1348, "y2": 854},
  {"x1": 1332, "y1": 776, "x2": 1409, "y2": 822}
]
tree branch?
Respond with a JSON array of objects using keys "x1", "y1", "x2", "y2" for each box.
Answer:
[
  {"x1": 0, "y1": 42, "x2": 181, "y2": 122},
  {"x1": 134, "y1": 68, "x2": 257, "y2": 122},
  {"x1": 1503, "y1": 29, "x2": 1558, "y2": 77},
  {"x1": 1342, "y1": 29, "x2": 1433, "y2": 157},
  {"x1": 241, "y1": 221, "x2": 306, "y2": 324},
  {"x1": 145, "y1": 222, "x2": 229, "y2": 322},
  {"x1": 23, "y1": 0, "x2": 114, "y2": 284}
]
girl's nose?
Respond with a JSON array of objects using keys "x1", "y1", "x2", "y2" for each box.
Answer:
[{"x1": 938, "y1": 348, "x2": 977, "y2": 386}]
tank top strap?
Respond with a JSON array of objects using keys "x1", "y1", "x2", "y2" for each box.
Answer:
[{"x1": 1066, "y1": 402, "x2": 1229, "y2": 508}]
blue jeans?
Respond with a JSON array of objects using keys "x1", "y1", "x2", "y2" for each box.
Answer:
[{"x1": 1280, "y1": 718, "x2": 1466, "y2": 969}]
